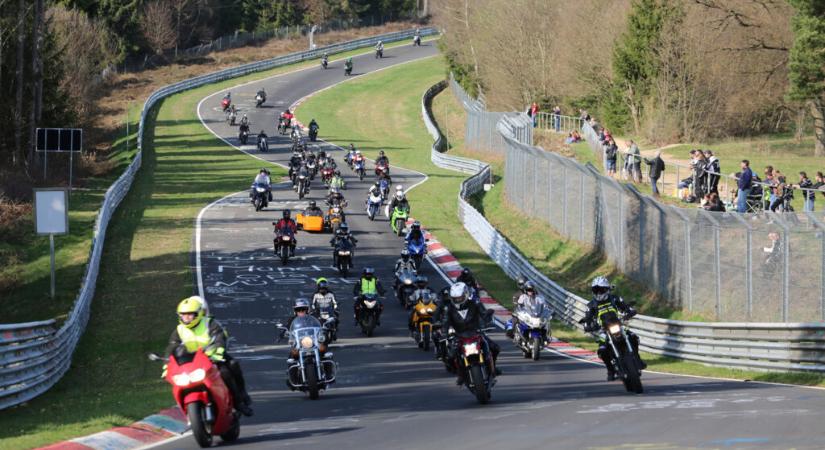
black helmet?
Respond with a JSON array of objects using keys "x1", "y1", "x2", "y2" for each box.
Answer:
[
  {"x1": 293, "y1": 298, "x2": 310, "y2": 312},
  {"x1": 339, "y1": 223, "x2": 349, "y2": 233},
  {"x1": 415, "y1": 275, "x2": 428, "y2": 286},
  {"x1": 283, "y1": 209, "x2": 291, "y2": 219},
  {"x1": 363, "y1": 267, "x2": 375, "y2": 277},
  {"x1": 516, "y1": 275, "x2": 527, "y2": 289},
  {"x1": 523, "y1": 280, "x2": 536, "y2": 293},
  {"x1": 374, "y1": 181, "x2": 380, "y2": 187},
  {"x1": 379, "y1": 150, "x2": 385, "y2": 156},
  {"x1": 411, "y1": 221, "x2": 421, "y2": 230},
  {"x1": 461, "y1": 268, "x2": 472, "y2": 277},
  {"x1": 401, "y1": 249, "x2": 410, "y2": 260},
  {"x1": 309, "y1": 201, "x2": 316, "y2": 208},
  {"x1": 317, "y1": 280, "x2": 329, "y2": 292}
]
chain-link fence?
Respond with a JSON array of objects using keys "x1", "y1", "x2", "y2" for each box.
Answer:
[{"x1": 451, "y1": 77, "x2": 825, "y2": 323}]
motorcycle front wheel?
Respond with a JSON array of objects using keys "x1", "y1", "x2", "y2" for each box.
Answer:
[
  {"x1": 468, "y1": 364, "x2": 489, "y2": 404},
  {"x1": 305, "y1": 362, "x2": 320, "y2": 400},
  {"x1": 621, "y1": 356, "x2": 644, "y2": 394},
  {"x1": 281, "y1": 245, "x2": 289, "y2": 265},
  {"x1": 531, "y1": 338, "x2": 541, "y2": 361},
  {"x1": 187, "y1": 402, "x2": 213, "y2": 448}
]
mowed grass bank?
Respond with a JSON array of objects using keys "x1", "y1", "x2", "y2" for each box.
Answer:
[{"x1": 295, "y1": 56, "x2": 519, "y2": 307}]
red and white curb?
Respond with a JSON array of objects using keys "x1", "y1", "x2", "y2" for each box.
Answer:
[
  {"x1": 409, "y1": 218, "x2": 603, "y2": 365},
  {"x1": 37, "y1": 408, "x2": 187, "y2": 450}
]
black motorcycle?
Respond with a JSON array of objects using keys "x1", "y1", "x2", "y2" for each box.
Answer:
[
  {"x1": 239, "y1": 128, "x2": 249, "y2": 145},
  {"x1": 309, "y1": 126, "x2": 319, "y2": 142},
  {"x1": 334, "y1": 239, "x2": 354, "y2": 277},
  {"x1": 356, "y1": 294, "x2": 380, "y2": 337},
  {"x1": 255, "y1": 92, "x2": 266, "y2": 107},
  {"x1": 251, "y1": 183, "x2": 268, "y2": 211},
  {"x1": 583, "y1": 311, "x2": 644, "y2": 394},
  {"x1": 395, "y1": 269, "x2": 417, "y2": 309},
  {"x1": 257, "y1": 135, "x2": 268, "y2": 153}
]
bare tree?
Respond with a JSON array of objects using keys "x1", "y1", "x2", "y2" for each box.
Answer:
[
  {"x1": 28, "y1": 0, "x2": 42, "y2": 170},
  {"x1": 14, "y1": 0, "x2": 25, "y2": 168},
  {"x1": 140, "y1": 0, "x2": 176, "y2": 56}
]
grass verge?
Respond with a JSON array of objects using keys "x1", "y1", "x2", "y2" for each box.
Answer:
[{"x1": 0, "y1": 41, "x2": 426, "y2": 450}]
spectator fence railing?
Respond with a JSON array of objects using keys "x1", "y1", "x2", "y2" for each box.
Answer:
[
  {"x1": 0, "y1": 27, "x2": 437, "y2": 411},
  {"x1": 430, "y1": 79, "x2": 825, "y2": 373}
]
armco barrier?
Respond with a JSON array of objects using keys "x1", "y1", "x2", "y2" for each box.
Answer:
[
  {"x1": 0, "y1": 27, "x2": 438, "y2": 411},
  {"x1": 425, "y1": 79, "x2": 825, "y2": 373}
]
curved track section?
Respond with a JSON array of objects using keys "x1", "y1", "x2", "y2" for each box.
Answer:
[{"x1": 152, "y1": 43, "x2": 825, "y2": 450}]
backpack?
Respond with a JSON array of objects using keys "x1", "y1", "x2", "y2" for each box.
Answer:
[{"x1": 605, "y1": 146, "x2": 617, "y2": 160}]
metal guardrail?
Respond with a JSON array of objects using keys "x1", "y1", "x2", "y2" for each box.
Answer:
[
  {"x1": 427, "y1": 78, "x2": 825, "y2": 373},
  {"x1": 0, "y1": 27, "x2": 438, "y2": 411}
]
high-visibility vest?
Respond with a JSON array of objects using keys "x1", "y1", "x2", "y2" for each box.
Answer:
[
  {"x1": 176, "y1": 318, "x2": 224, "y2": 361},
  {"x1": 361, "y1": 278, "x2": 377, "y2": 295}
]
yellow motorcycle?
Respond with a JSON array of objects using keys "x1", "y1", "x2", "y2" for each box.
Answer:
[{"x1": 411, "y1": 294, "x2": 437, "y2": 351}]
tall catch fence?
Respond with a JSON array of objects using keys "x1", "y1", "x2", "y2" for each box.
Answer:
[
  {"x1": 449, "y1": 78, "x2": 825, "y2": 324},
  {"x1": 0, "y1": 28, "x2": 437, "y2": 411},
  {"x1": 431, "y1": 79, "x2": 825, "y2": 373}
]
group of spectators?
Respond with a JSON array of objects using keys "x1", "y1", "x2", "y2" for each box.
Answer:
[
  {"x1": 594, "y1": 127, "x2": 669, "y2": 195},
  {"x1": 735, "y1": 161, "x2": 825, "y2": 213}
]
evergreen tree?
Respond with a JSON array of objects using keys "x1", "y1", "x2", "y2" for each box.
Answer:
[{"x1": 787, "y1": 0, "x2": 825, "y2": 157}]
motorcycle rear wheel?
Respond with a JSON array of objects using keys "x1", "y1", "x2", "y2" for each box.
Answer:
[
  {"x1": 187, "y1": 402, "x2": 213, "y2": 448},
  {"x1": 469, "y1": 365, "x2": 489, "y2": 404}
]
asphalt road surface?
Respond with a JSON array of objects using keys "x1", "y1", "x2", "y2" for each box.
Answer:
[{"x1": 152, "y1": 42, "x2": 825, "y2": 450}]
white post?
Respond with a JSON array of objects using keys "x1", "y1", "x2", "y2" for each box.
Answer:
[{"x1": 49, "y1": 233, "x2": 55, "y2": 299}]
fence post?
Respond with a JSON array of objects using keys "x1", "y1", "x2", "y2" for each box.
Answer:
[
  {"x1": 562, "y1": 165, "x2": 569, "y2": 236},
  {"x1": 579, "y1": 169, "x2": 585, "y2": 240},
  {"x1": 618, "y1": 187, "x2": 626, "y2": 272}
]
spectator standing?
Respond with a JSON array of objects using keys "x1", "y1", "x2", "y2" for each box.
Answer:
[
  {"x1": 764, "y1": 166, "x2": 776, "y2": 207},
  {"x1": 769, "y1": 170, "x2": 788, "y2": 212},
  {"x1": 643, "y1": 151, "x2": 665, "y2": 196},
  {"x1": 553, "y1": 106, "x2": 561, "y2": 132},
  {"x1": 813, "y1": 172, "x2": 825, "y2": 202},
  {"x1": 799, "y1": 171, "x2": 814, "y2": 212},
  {"x1": 692, "y1": 151, "x2": 708, "y2": 199},
  {"x1": 737, "y1": 160, "x2": 753, "y2": 213},
  {"x1": 605, "y1": 139, "x2": 618, "y2": 177},
  {"x1": 703, "y1": 150, "x2": 720, "y2": 194},
  {"x1": 627, "y1": 140, "x2": 641, "y2": 183},
  {"x1": 579, "y1": 109, "x2": 590, "y2": 128},
  {"x1": 530, "y1": 102, "x2": 539, "y2": 128}
]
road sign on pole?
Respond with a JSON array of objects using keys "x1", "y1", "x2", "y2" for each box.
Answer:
[
  {"x1": 35, "y1": 128, "x2": 82, "y2": 192},
  {"x1": 34, "y1": 188, "x2": 68, "y2": 299}
]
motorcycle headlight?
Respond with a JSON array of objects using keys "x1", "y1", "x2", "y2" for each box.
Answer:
[
  {"x1": 188, "y1": 368, "x2": 206, "y2": 383},
  {"x1": 172, "y1": 374, "x2": 190, "y2": 386},
  {"x1": 364, "y1": 300, "x2": 377, "y2": 309},
  {"x1": 338, "y1": 250, "x2": 350, "y2": 255},
  {"x1": 282, "y1": 236, "x2": 291, "y2": 241},
  {"x1": 299, "y1": 175, "x2": 306, "y2": 179},
  {"x1": 256, "y1": 187, "x2": 265, "y2": 192},
  {"x1": 404, "y1": 279, "x2": 412, "y2": 285},
  {"x1": 425, "y1": 308, "x2": 433, "y2": 313},
  {"x1": 463, "y1": 343, "x2": 479, "y2": 356},
  {"x1": 300, "y1": 336, "x2": 314, "y2": 349},
  {"x1": 608, "y1": 323, "x2": 622, "y2": 335}
]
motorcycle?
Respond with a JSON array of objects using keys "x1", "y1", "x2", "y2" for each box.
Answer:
[
  {"x1": 278, "y1": 117, "x2": 290, "y2": 135},
  {"x1": 321, "y1": 167, "x2": 334, "y2": 185},
  {"x1": 354, "y1": 158, "x2": 366, "y2": 181},
  {"x1": 434, "y1": 331, "x2": 455, "y2": 373},
  {"x1": 149, "y1": 348, "x2": 240, "y2": 447},
  {"x1": 257, "y1": 135, "x2": 268, "y2": 153},
  {"x1": 406, "y1": 237, "x2": 426, "y2": 271},
  {"x1": 454, "y1": 328, "x2": 496, "y2": 404},
  {"x1": 321, "y1": 57, "x2": 328, "y2": 69},
  {"x1": 334, "y1": 239, "x2": 354, "y2": 277},
  {"x1": 390, "y1": 206, "x2": 409, "y2": 236},
  {"x1": 379, "y1": 178, "x2": 391, "y2": 202},
  {"x1": 296, "y1": 174, "x2": 309, "y2": 199},
  {"x1": 221, "y1": 97, "x2": 231, "y2": 111},
  {"x1": 251, "y1": 183, "x2": 269, "y2": 212},
  {"x1": 305, "y1": 158, "x2": 318, "y2": 180},
  {"x1": 395, "y1": 268, "x2": 417, "y2": 309},
  {"x1": 277, "y1": 316, "x2": 337, "y2": 400},
  {"x1": 375, "y1": 162, "x2": 389, "y2": 177},
  {"x1": 590, "y1": 311, "x2": 644, "y2": 394},
  {"x1": 273, "y1": 228, "x2": 294, "y2": 265},
  {"x1": 309, "y1": 126, "x2": 319, "y2": 142},
  {"x1": 375, "y1": 47, "x2": 383, "y2": 59},
  {"x1": 227, "y1": 110, "x2": 237, "y2": 126},
  {"x1": 326, "y1": 206, "x2": 344, "y2": 234},
  {"x1": 356, "y1": 293, "x2": 380, "y2": 337},
  {"x1": 239, "y1": 128, "x2": 249, "y2": 145},
  {"x1": 511, "y1": 301, "x2": 553, "y2": 361},
  {"x1": 413, "y1": 35, "x2": 421, "y2": 46},
  {"x1": 411, "y1": 295, "x2": 436, "y2": 351},
  {"x1": 366, "y1": 192, "x2": 382, "y2": 221},
  {"x1": 255, "y1": 93, "x2": 265, "y2": 108},
  {"x1": 313, "y1": 307, "x2": 338, "y2": 343},
  {"x1": 345, "y1": 64, "x2": 352, "y2": 76}
]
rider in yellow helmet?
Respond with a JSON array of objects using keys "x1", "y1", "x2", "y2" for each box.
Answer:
[{"x1": 165, "y1": 296, "x2": 253, "y2": 416}]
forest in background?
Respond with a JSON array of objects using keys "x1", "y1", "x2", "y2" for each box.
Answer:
[
  {"x1": 434, "y1": 0, "x2": 825, "y2": 155},
  {"x1": 0, "y1": 0, "x2": 421, "y2": 196}
]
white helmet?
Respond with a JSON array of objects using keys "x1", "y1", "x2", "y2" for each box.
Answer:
[
  {"x1": 591, "y1": 276, "x2": 611, "y2": 301},
  {"x1": 449, "y1": 282, "x2": 468, "y2": 306}
]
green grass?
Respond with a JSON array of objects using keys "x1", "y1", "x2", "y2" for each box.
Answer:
[
  {"x1": 0, "y1": 41, "x2": 420, "y2": 450},
  {"x1": 295, "y1": 56, "x2": 519, "y2": 308},
  {"x1": 0, "y1": 105, "x2": 141, "y2": 323}
]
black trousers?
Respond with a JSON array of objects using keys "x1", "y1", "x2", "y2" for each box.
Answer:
[{"x1": 217, "y1": 355, "x2": 248, "y2": 406}]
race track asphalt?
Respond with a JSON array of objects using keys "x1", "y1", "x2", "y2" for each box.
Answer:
[{"x1": 150, "y1": 42, "x2": 825, "y2": 450}]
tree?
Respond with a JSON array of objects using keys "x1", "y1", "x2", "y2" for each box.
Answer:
[
  {"x1": 787, "y1": 0, "x2": 825, "y2": 157},
  {"x1": 140, "y1": 0, "x2": 177, "y2": 55},
  {"x1": 611, "y1": 0, "x2": 680, "y2": 135}
]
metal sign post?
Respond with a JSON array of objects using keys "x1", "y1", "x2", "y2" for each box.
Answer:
[
  {"x1": 36, "y1": 128, "x2": 82, "y2": 193},
  {"x1": 34, "y1": 188, "x2": 69, "y2": 299}
]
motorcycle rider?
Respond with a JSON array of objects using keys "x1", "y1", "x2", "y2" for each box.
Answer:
[
  {"x1": 353, "y1": 267, "x2": 385, "y2": 325},
  {"x1": 280, "y1": 108, "x2": 294, "y2": 130},
  {"x1": 326, "y1": 187, "x2": 347, "y2": 208},
  {"x1": 329, "y1": 222, "x2": 357, "y2": 266},
  {"x1": 406, "y1": 221, "x2": 425, "y2": 243},
  {"x1": 238, "y1": 119, "x2": 250, "y2": 141},
  {"x1": 294, "y1": 164, "x2": 311, "y2": 193},
  {"x1": 304, "y1": 200, "x2": 323, "y2": 216},
  {"x1": 311, "y1": 278, "x2": 339, "y2": 323},
  {"x1": 330, "y1": 170, "x2": 346, "y2": 190},
  {"x1": 511, "y1": 275, "x2": 528, "y2": 304},
  {"x1": 251, "y1": 168, "x2": 272, "y2": 201},
  {"x1": 376, "y1": 40, "x2": 384, "y2": 53},
  {"x1": 440, "y1": 282, "x2": 501, "y2": 385},
  {"x1": 387, "y1": 186, "x2": 410, "y2": 218},
  {"x1": 580, "y1": 276, "x2": 646, "y2": 381},
  {"x1": 506, "y1": 281, "x2": 550, "y2": 343},
  {"x1": 368, "y1": 181, "x2": 383, "y2": 198},
  {"x1": 256, "y1": 88, "x2": 266, "y2": 103},
  {"x1": 273, "y1": 210, "x2": 298, "y2": 257},
  {"x1": 376, "y1": 150, "x2": 389, "y2": 168},
  {"x1": 240, "y1": 113, "x2": 249, "y2": 127},
  {"x1": 345, "y1": 144, "x2": 357, "y2": 166},
  {"x1": 257, "y1": 129, "x2": 268, "y2": 150},
  {"x1": 394, "y1": 249, "x2": 417, "y2": 274},
  {"x1": 344, "y1": 57, "x2": 353, "y2": 74},
  {"x1": 165, "y1": 296, "x2": 253, "y2": 416},
  {"x1": 309, "y1": 119, "x2": 319, "y2": 136},
  {"x1": 321, "y1": 52, "x2": 329, "y2": 67},
  {"x1": 408, "y1": 275, "x2": 435, "y2": 331}
]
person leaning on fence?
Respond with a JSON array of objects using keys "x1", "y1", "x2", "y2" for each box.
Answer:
[
  {"x1": 703, "y1": 150, "x2": 720, "y2": 194},
  {"x1": 768, "y1": 170, "x2": 788, "y2": 212},
  {"x1": 737, "y1": 160, "x2": 754, "y2": 213},
  {"x1": 814, "y1": 172, "x2": 825, "y2": 203},
  {"x1": 798, "y1": 171, "x2": 815, "y2": 212},
  {"x1": 530, "y1": 102, "x2": 539, "y2": 128},
  {"x1": 605, "y1": 139, "x2": 618, "y2": 177},
  {"x1": 643, "y1": 151, "x2": 665, "y2": 197},
  {"x1": 553, "y1": 106, "x2": 561, "y2": 132},
  {"x1": 628, "y1": 141, "x2": 642, "y2": 183}
]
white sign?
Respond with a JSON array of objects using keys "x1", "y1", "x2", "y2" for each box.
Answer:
[{"x1": 34, "y1": 189, "x2": 68, "y2": 235}]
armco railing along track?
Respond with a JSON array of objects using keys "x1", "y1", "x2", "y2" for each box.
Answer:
[
  {"x1": 0, "y1": 27, "x2": 438, "y2": 411},
  {"x1": 424, "y1": 79, "x2": 825, "y2": 374}
]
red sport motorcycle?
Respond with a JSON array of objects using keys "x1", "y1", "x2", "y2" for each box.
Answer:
[
  {"x1": 221, "y1": 97, "x2": 231, "y2": 112},
  {"x1": 150, "y1": 348, "x2": 240, "y2": 448}
]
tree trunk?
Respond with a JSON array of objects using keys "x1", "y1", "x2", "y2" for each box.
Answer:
[
  {"x1": 809, "y1": 98, "x2": 825, "y2": 157},
  {"x1": 29, "y1": 0, "x2": 42, "y2": 173},
  {"x1": 14, "y1": 0, "x2": 25, "y2": 168}
]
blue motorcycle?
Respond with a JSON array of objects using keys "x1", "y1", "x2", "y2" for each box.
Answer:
[
  {"x1": 506, "y1": 298, "x2": 553, "y2": 361},
  {"x1": 378, "y1": 178, "x2": 391, "y2": 202},
  {"x1": 366, "y1": 192, "x2": 383, "y2": 221},
  {"x1": 406, "y1": 236, "x2": 427, "y2": 271}
]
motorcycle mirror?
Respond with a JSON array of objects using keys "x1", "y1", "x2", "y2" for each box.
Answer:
[{"x1": 147, "y1": 353, "x2": 163, "y2": 362}]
